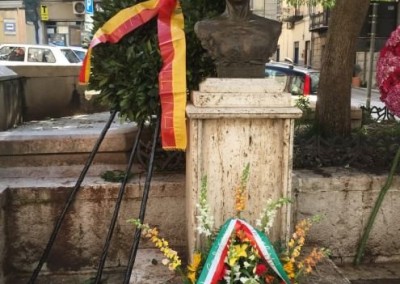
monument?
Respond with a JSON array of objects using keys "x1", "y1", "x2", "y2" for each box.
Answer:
[
  {"x1": 186, "y1": 0, "x2": 301, "y2": 256},
  {"x1": 194, "y1": 0, "x2": 282, "y2": 78}
]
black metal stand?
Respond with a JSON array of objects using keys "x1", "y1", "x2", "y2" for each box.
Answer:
[
  {"x1": 123, "y1": 115, "x2": 161, "y2": 284},
  {"x1": 93, "y1": 119, "x2": 145, "y2": 283},
  {"x1": 29, "y1": 109, "x2": 162, "y2": 284},
  {"x1": 28, "y1": 109, "x2": 118, "y2": 283}
]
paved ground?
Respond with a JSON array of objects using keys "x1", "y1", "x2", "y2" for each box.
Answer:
[
  {"x1": 3, "y1": 111, "x2": 132, "y2": 134},
  {"x1": 339, "y1": 262, "x2": 400, "y2": 284},
  {"x1": 12, "y1": 249, "x2": 180, "y2": 284}
]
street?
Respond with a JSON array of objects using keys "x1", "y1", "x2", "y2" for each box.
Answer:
[{"x1": 351, "y1": 87, "x2": 385, "y2": 109}]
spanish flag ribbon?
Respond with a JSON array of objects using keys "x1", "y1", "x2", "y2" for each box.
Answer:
[{"x1": 79, "y1": 0, "x2": 187, "y2": 150}]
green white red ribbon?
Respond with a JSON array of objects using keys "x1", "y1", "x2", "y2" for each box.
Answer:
[
  {"x1": 79, "y1": 0, "x2": 187, "y2": 150},
  {"x1": 197, "y1": 218, "x2": 291, "y2": 284}
]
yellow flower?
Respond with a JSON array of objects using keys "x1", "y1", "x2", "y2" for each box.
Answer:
[
  {"x1": 187, "y1": 252, "x2": 202, "y2": 283},
  {"x1": 292, "y1": 247, "x2": 301, "y2": 258},
  {"x1": 284, "y1": 261, "x2": 295, "y2": 279},
  {"x1": 132, "y1": 221, "x2": 182, "y2": 272},
  {"x1": 234, "y1": 243, "x2": 248, "y2": 258},
  {"x1": 228, "y1": 243, "x2": 248, "y2": 266}
]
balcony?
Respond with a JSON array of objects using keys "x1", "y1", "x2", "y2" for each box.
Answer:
[
  {"x1": 282, "y1": 14, "x2": 304, "y2": 23},
  {"x1": 309, "y1": 10, "x2": 330, "y2": 32}
]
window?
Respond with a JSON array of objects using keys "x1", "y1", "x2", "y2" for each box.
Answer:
[
  {"x1": 290, "y1": 76, "x2": 304, "y2": 95},
  {"x1": 0, "y1": 46, "x2": 25, "y2": 61},
  {"x1": 27, "y1": 48, "x2": 56, "y2": 63},
  {"x1": 294, "y1": 42, "x2": 299, "y2": 64},
  {"x1": 60, "y1": 48, "x2": 81, "y2": 63}
]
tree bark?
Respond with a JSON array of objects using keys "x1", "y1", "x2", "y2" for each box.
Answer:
[{"x1": 316, "y1": 0, "x2": 370, "y2": 137}]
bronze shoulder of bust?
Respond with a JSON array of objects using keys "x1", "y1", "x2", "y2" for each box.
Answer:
[{"x1": 194, "y1": 1, "x2": 282, "y2": 78}]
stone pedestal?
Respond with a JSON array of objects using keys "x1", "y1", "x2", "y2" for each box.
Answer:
[{"x1": 186, "y1": 78, "x2": 302, "y2": 254}]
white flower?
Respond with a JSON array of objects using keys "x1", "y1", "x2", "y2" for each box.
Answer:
[
  {"x1": 195, "y1": 176, "x2": 215, "y2": 237},
  {"x1": 256, "y1": 197, "x2": 291, "y2": 234}
]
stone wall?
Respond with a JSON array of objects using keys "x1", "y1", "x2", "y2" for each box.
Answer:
[
  {"x1": 2, "y1": 169, "x2": 400, "y2": 281},
  {"x1": 7, "y1": 66, "x2": 106, "y2": 122},
  {"x1": 0, "y1": 74, "x2": 23, "y2": 131},
  {"x1": 2, "y1": 173, "x2": 186, "y2": 283},
  {"x1": 293, "y1": 168, "x2": 400, "y2": 264},
  {"x1": 0, "y1": 187, "x2": 6, "y2": 284}
]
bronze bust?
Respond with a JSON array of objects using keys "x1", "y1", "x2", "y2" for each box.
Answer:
[{"x1": 195, "y1": 0, "x2": 282, "y2": 78}]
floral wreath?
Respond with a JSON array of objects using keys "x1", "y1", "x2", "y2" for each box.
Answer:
[{"x1": 376, "y1": 25, "x2": 400, "y2": 117}]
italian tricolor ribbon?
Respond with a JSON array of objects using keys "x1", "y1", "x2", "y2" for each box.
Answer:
[
  {"x1": 79, "y1": 0, "x2": 187, "y2": 150},
  {"x1": 197, "y1": 218, "x2": 291, "y2": 284}
]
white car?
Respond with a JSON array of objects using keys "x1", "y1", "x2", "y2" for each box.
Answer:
[{"x1": 0, "y1": 44, "x2": 82, "y2": 66}]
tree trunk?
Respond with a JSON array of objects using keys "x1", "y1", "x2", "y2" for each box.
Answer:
[{"x1": 316, "y1": 0, "x2": 370, "y2": 137}]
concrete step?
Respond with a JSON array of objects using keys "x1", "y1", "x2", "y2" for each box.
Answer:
[{"x1": 0, "y1": 112, "x2": 143, "y2": 167}]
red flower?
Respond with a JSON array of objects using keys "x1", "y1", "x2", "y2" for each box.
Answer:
[
  {"x1": 377, "y1": 25, "x2": 400, "y2": 116},
  {"x1": 255, "y1": 263, "x2": 268, "y2": 275}
]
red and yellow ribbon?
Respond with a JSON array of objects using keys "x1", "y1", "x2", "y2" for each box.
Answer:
[{"x1": 79, "y1": 0, "x2": 187, "y2": 150}]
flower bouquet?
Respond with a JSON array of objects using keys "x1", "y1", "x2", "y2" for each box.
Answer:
[{"x1": 129, "y1": 165, "x2": 328, "y2": 283}]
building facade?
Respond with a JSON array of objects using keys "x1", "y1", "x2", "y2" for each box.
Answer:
[
  {"x1": 0, "y1": 0, "x2": 93, "y2": 46},
  {"x1": 0, "y1": 1, "x2": 30, "y2": 44},
  {"x1": 253, "y1": 0, "x2": 400, "y2": 87}
]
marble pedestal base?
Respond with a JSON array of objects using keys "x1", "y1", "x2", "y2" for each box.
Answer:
[{"x1": 186, "y1": 78, "x2": 302, "y2": 256}]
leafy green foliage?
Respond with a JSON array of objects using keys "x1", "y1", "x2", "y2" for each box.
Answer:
[
  {"x1": 285, "y1": 0, "x2": 336, "y2": 8},
  {"x1": 286, "y1": 0, "x2": 395, "y2": 9},
  {"x1": 294, "y1": 95, "x2": 313, "y2": 128},
  {"x1": 89, "y1": 0, "x2": 224, "y2": 123},
  {"x1": 101, "y1": 170, "x2": 133, "y2": 182}
]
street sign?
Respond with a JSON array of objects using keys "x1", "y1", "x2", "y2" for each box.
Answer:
[
  {"x1": 3, "y1": 20, "x2": 16, "y2": 35},
  {"x1": 40, "y1": 5, "x2": 49, "y2": 21},
  {"x1": 86, "y1": 0, "x2": 94, "y2": 15}
]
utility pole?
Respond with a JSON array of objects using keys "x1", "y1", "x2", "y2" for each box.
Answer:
[{"x1": 366, "y1": 2, "x2": 378, "y2": 109}]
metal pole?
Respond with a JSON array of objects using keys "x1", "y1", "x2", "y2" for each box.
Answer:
[
  {"x1": 93, "y1": 120, "x2": 145, "y2": 283},
  {"x1": 123, "y1": 114, "x2": 161, "y2": 284},
  {"x1": 29, "y1": 109, "x2": 118, "y2": 283},
  {"x1": 366, "y1": 3, "x2": 378, "y2": 109}
]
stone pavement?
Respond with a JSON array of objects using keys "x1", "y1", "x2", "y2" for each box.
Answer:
[{"x1": 12, "y1": 249, "x2": 180, "y2": 284}]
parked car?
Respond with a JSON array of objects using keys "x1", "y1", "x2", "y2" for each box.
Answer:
[
  {"x1": 0, "y1": 44, "x2": 82, "y2": 66},
  {"x1": 265, "y1": 61, "x2": 320, "y2": 96}
]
